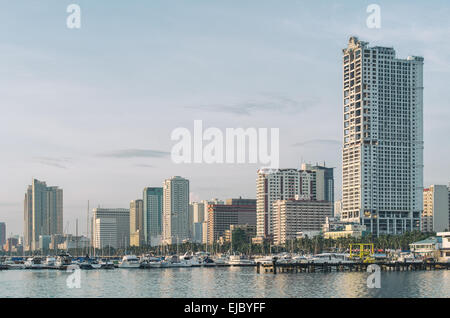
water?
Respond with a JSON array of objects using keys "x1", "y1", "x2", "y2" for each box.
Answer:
[{"x1": 0, "y1": 267, "x2": 449, "y2": 298}]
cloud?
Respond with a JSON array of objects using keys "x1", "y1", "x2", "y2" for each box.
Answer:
[
  {"x1": 292, "y1": 139, "x2": 340, "y2": 147},
  {"x1": 97, "y1": 149, "x2": 169, "y2": 159},
  {"x1": 188, "y1": 95, "x2": 319, "y2": 116},
  {"x1": 33, "y1": 157, "x2": 71, "y2": 169}
]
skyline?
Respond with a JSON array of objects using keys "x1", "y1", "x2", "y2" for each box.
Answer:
[{"x1": 2, "y1": 1, "x2": 450, "y2": 235}]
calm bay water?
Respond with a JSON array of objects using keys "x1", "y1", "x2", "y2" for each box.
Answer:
[{"x1": 0, "y1": 267, "x2": 449, "y2": 298}]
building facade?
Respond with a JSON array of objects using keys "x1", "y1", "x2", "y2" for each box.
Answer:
[
  {"x1": 341, "y1": 37, "x2": 423, "y2": 236},
  {"x1": 143, "y1": 187, "x2": 163, "y2": 245},
  {"x1": 92, "y1": 208, "x2": 130, "y2": 249},
  {"x1": 207, "y1": 198, "x2": 256, "y2": 244},
  {"x1": 162, "y1": 176, "x2": 190, "y2": 244},
  {"x1": 272, "y1": 200, "x2": 332, "y2": 245},
  {"x1": 0, "y1": 222, "x2": 5, "y2": 248},
  {"x1": 23, "y1": 179, "x2": 63, "y2": 251},
  {"x1": 422, "y1": 185, "x2": 450, "y2": 233},
  {"x1": 256, "y1": 165, "x2": 333, "y2": 239},
  {"x1": 130, "y1": 199, "x2": 144, "y2": 246}
]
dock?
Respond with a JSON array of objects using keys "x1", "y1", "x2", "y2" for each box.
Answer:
[{"x1": 256, "y1": 261, "x2": 450, "y2": 274}]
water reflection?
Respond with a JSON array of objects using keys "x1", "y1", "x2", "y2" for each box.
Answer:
[{"x1": 0, "y1": 268, "x2": 449, "y2": 298}]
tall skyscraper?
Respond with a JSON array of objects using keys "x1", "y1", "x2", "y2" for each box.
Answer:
[
  {"x1": 163, "y1": 176, "x2": 190, "y2": 244},
  {"x1": 341, "y1": 37, "x2": 423, "y2": 236},
  {"x1": 422, "y1": 185, "x2": 449, "y2": 233},
  {"x1": 92, "y1": 208, "x2": 130, "y2": 249},
  {"x1": 256, "y1": 165, "x2": 333, "y2": 239},
  {"x1": 23, "y1": 179, "x2": 63, "y2": 251},
  {"x1": 0, "y1": 222, "x2": 6, "y2": 248},
  {"x1": 143, "y1": 187, "x2": 163, "y2": 245},
  {"x1": 129, "y1": 199, "x2": 144, "y2": 246}
]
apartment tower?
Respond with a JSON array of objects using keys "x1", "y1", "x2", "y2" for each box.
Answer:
[{"x1": 341, "y1": 37, "x2": 423, "y2": 235}]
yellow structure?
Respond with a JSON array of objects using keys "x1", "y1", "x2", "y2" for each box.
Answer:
[{"x1": 349, "y1": 243, "x2": 374, "y2": 262}]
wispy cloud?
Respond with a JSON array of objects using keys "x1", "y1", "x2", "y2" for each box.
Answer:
[
  {"x1": 97, "y1": 149, "x2": 169, "y2": 159},
  {"x1": 33, "y1": 157, "x2": 71, "y2": 169},
  {"x1": 292, "y1": 139, "x2": 340, "y2": 147},
  {"x1": 188, "y1": 95, "x2": 320, "y2": 116}
]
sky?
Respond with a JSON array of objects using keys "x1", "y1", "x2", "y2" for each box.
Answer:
[{"x1": 1, "y1": 0, "x2": 449, "y2": 236}]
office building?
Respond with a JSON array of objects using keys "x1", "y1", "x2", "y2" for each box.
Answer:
[
  {"x1": 0, "y1": 222, "x2": 5, "y2": 248},
  {"x1": 130, "y1": 199, "x2": 144, "y2": 246},
  {"x1": 256, "y1": 165, "x2": 333, "y2": 239},
  {"x1": 341, "y1": 37, "x2": 423, "y2": 235},
  {"x1": 207, "y1": 198, "x2": 256, "y2": 244},
  {"x1": 163, "y1": 176, "x2": 190, "y2": 244},
  {"x1": 23, "y1": 179, "x2": 63, "y2": 251},
  {"x1": 422, "y1": 185, "x2": 450, "y2": 233},
  {"x1": 92, "y1": 208, "x2": 129, "y2": 249},
  {"x1": 143, "y1": 187, "x2": 163, "y2": 246},
  {"x1": 272, "y1": 200, "x2": 332, "y2": 245}
]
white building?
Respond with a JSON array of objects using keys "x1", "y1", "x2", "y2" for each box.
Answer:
[
  {"x1": 437, "y1": 232, "x2": 450, "y2": 262},
  {"x1": 272, "y1": 200, "x2": 332, "y2": 245},
  {"x1": 92, "y1": 208, "x2": 129, "y2": 249},
  {"x1": 257, "y1": 165, "x2": 333, "y2": 239},
  {"x1": 163, "y1": 176, "x2": 190, "y2": 244},
  {"x1": 422, "y1": 185, "x2": 450, "y2": 233},
  {"x1": 341, "y1": 37, "x2": 423, "y2": 236}
]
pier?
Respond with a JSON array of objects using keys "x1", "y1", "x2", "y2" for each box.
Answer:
[{"x1": 256, "y1": 261, "x2": 450, "y2": 274}]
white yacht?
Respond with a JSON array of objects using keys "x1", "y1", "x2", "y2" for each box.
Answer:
[
  {"x1": 25, "y1": 257, "x2": 44, "y2": 269},
  {"x1": 181, "y1": 252, "x2": 202, "y2": 267},
  {"x1": 166, "y1": 255, "x2": 192, "y2": 267},
  {"x1": 213, "y1": 255, "x2": 229, "y2": 266},
  {"x1": 3, "y1": 258, "x2": 25, "y2": 269},
  {"x1": 43, "y1": 256, "x2": 56, "y2": 268},
  {"x1": 119, "y1": 255, "x2": 141, "y2": 268},
  {"x1": 255, "y1": 255, "x2": 275, "y2": 265},
  {"x1": 228, "y1": 255, "x2": 255, "y2": 266},
  {"x1": 55, "y1": 254, "x2": 73, "y2": 269},
  {"x1": 310, "y1": 253, "x2": 354, "y2": 264}
]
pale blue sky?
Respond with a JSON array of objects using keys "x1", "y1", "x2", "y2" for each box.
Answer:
[{"x1": 1, "y1": 0, "x2": 449, "y2": 235}]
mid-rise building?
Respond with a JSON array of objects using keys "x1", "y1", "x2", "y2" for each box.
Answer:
[
  {"x1": 23, "y1": 179, "x2": 63, "y2": 251},
  {"x1": 163, "y1": 176, "x2": 190, "y2": 244},
  {"x1": 0, "y1": 222, "x2": 5, "y2": 248},
  {"x1": 272, "y1": 200, "x2": 332, "y2": 245},
  {"x1": 130, "y1": 199, "x2": 144, "y2": 246},
  {"x1": 207, "y1": 198, "x2": 256, "y2": 244},
  {"x1": 92, "y1": 208, "x2": 129, "y2": 249},
  {"x1": 341, "y1": 37, "x2": 423, "y2": 235},
  {"x1": 143, "y1": 187, "x2": 163, "y2": 246},
  {"x1": 422, "y1": 185, "x2": 450, "y2": 233},
  {"x1": 256, "y1": 165, "x2": 333, "y2": 239}
]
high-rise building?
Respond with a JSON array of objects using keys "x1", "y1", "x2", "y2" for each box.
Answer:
[
  {"x1": 130, "y1": 199, "x2": 144, "y2": 247},
  {"x1": 256, "y1": 165, "x2": 333, "y2": 239},
  {"x1": 207, "y1": 198, "x2": 256, "y2": 244},
  {"x1": 272, "y1": 200, "x2": 333, "y2": 245},
  {"x1": 162, "y1": 176, "x2": 190, "y2": 244},
  {"x1": 0, "y1": 222, "x2": 5, "y2": 248},
  {"x1": 301, "y1": 163, "x2": 335, "y2": 202},
  {"x1": 422, "y1": 185, "x2": 450, "y2": 233},
  {"x1": 92, "y1": 208, "x2": 129, "y2": 249},
  {"x1": 341, "y1": 37, "x2": 423, "y2": 236},
  {"x1": 334, "y1": 200, "x2": 343, "y2": 219},
  {"x1": 143, "y1": 187, "x2": 163, "y2": 246},
  {"x1": 23, "y1": 179, "x2": 63, "y2": 251}
]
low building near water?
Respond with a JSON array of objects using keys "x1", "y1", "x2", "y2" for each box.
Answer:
[
  {"x1": 437, "y1": 232, "x2": 450, "y2": 262},
  {"x1": 410, "y1": 237, "x2": 442, "y2": 259},
  {"x1": 322, "y1": 217, "x2": 366, "y2": 239}
]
